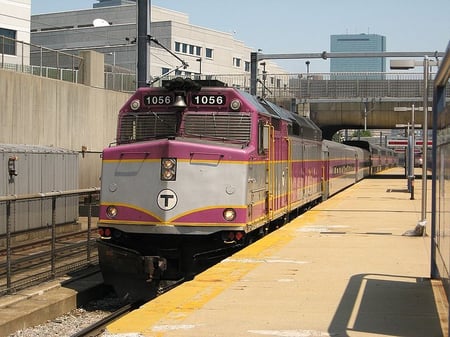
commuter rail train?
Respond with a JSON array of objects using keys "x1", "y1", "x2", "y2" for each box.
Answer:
[
  {"x1": 96, "y1": 78, "x2": 397, "y2": 301},
  {"x1": 343, "y1": 140, "x2": 397, "y2": 174}
]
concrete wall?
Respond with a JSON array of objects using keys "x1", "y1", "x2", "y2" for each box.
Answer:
[{"x1": 0, "y1": 68, "x2": 130, "y2": 188}]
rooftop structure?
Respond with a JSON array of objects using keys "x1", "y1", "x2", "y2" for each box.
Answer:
[{"x1": 30, "y1": 2, "x2": 285, "y2": 87}]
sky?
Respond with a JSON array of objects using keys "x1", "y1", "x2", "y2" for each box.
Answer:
[{"x1": 31, "y1": 0, "x2": 450, "y2": 73}]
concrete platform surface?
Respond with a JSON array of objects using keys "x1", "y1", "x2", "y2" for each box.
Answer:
[
  {"x1": 0, "y1": 266, "x2": 106, "y2": 337},
  {"x1": 105, "y1": 168, "x2": 447, "y2": 337}
]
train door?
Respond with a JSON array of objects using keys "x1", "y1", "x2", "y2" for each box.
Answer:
[
  {"x1": 322, "y1": 146, "x2": 330, "y2": 200},
  {"x1": 301, "y1": 144, "x2": 306, "y2": 201},
  {"x1": 271, "y1": 119, "x2": 289, "y2": 218},
  {"x1": 256, "y1": 121, "x2": 271, "y2": 221}
]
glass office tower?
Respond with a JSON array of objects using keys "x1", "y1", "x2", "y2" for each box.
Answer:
[{"x1": 330, "y1": 33, "x2": 386, "y2": 72}]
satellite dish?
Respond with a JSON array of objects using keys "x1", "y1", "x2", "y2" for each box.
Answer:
[{"x1": 93, "y1": 18, "x2": 110, "y2": 27}]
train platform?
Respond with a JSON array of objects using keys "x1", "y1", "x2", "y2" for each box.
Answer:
[{"x1": 105, "y1": 167, "x2": 447, "y2": 337}]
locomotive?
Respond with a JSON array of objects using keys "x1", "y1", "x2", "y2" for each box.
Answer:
[{"x1": 96, "y1": 78, "x2": 396, "y2": 301}]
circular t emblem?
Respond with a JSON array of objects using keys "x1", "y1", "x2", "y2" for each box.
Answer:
[{"x1": 157, "y1": 189, "x2": 178, "y2": 211}]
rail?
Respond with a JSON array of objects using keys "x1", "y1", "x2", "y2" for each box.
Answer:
[{"x1": 0, "y1": 188, "x2": 100, "y2": 294}]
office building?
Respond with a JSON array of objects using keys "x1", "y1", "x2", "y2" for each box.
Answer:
[
  {"x1": 330, "y1": 33, "x2": 386, "y2": 72},
  {"x1": 30, "y1": 1, "x2": 285, "y2": 87}
]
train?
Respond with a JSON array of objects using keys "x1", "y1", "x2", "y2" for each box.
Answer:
[{"x1": 96, "y1": 78, "x2": 397, "y2": 301}]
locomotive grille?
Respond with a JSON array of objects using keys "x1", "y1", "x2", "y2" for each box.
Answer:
[
  {"x1": 183, "y1": 113, "x2": 251, "y2": 143},
  {"x1": 118, "y1": 113, "x2": 178, "y2": 143}
]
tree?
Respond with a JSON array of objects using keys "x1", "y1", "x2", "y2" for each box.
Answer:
[{"x1": 352, "y1": 130, "x2": 372, "y2": 138}]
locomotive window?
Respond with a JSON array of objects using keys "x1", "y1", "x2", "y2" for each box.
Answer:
[{"x1": 258, "y1": 121, "x2": 269, "y2": 155}]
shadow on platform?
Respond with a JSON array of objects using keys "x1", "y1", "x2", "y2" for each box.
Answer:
[{"x1": 328, "y1": 274, "x2": 443, "y2": 337}]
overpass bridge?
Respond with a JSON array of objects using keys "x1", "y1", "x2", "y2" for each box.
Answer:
[
  {"x1": 211, "y1": 71, "x2": 448, "y2": 139},
  {"x1": 244, "y1": 51, "x2": 448, "y2": 139}
]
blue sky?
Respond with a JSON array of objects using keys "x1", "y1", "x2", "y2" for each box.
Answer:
[{"x1": 31, "y1": 0, "x2": 449, "y2": 72}]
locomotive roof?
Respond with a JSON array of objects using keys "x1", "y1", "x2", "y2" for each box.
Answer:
[
  {"x1": 238, "y1": 91, "x2": 322, "y2": 141},
  {"x1": 156, "y1": 79, "x2": 322, "y2": 141}
]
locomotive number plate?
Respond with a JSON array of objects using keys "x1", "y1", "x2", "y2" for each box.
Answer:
[
  {"x1": 144, "y1": 95, "x2": 173, "y2": 105},
  {"x1": 191, "y1": 94, "x2": 226, "y2": 105}
]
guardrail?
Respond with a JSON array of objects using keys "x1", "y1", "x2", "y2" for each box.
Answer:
[{"x1": 0, "y1": 188, "x2": 100, "y2": 294}]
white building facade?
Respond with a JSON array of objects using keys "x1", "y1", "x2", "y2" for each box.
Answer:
[
  {"x1": 31, "y1": 3, "x2": 285, "y2": 88},
  {"x1": 0, "y1": 0, "x2": 31, "y2": 66}
]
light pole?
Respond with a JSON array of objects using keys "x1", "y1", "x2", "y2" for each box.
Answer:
[
  {"x1": 261, "y1": 62, "x2": 267, "y2": 98},
  {"x1": 390, "y1": 57, "x2": 437, "y2": 234},
  {"x1": 394, "y1": 105, "x2": 421, "y2": 199},
  {"x1": 196, "y1": 57, "x2": 202, "y2": 75},
  {"x1": 306, "y1": 60, "x2": 310, "y2": 97}
]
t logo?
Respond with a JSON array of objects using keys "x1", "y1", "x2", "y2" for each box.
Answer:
[{"x1": 157, "y1": 189, "x2": 178, "y2": 210}]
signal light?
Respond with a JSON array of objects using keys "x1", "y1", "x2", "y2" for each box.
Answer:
[
  {"x1": 235, "y1": 231, "x2": 244, "y2": 241},
  {"x1": 99, "y1": 227, "x2": 112, "y2": 238},
  {"x1": 161, "y1": 158, "x2": 177, "y2": 181},
  {"x1": 221, "y1": 231, "x2": 245, "y2": 243}
]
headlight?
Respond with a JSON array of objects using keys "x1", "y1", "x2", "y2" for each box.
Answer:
[
  {"x1": 161, "y1": 158, "x2": 177, "y2": 181},
  {"x1": 106, "y1": 206, "x2": 118, "y2": 218},
  {"x1": 223, "y1": 208, "x2": 236, "y2": 221},
  {"x1": 130, "y1": 99, "x2": 140, "y2": 110},
  {"x1": 230, "y1": 99, "x2": 241, "y2": 111}
]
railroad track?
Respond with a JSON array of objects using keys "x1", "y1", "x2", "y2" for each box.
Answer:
[
  {"x1": 0, "y1": 227, "x2": 99, "y2": 294},
  {"x1": 69, "y1": 302, "x2": 137, "y2": 337}
]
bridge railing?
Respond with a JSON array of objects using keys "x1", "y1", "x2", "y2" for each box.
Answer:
[
  {"x1": 2, "y1": 35, "x2": 443, "y2": 99},
  {"x1": 165, "y1": 72, "x2": 440, "y2": 101}
]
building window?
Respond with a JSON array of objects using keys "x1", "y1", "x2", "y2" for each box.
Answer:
[
  {"x1": 189, "y1": 45, "x2": 194, "y2": 55},
  {"x1": 195, "y1": 46, "x2": 202, "y2": 56},
  {"x1": 162, "y1": 67, "x2": 170, "y2": 75},
  {"x1": 0, "y1": 28, "x2": 16, "y2": 55},
  {"x1": 174, "y1": 41, "x2": 181, "y2": 52},
  {"x1": 205, "y1": 48, "x2": 213, "y2": 59},
  {"x1": 182, "y1": 43, "x2": 187, "y2": 53},
  {"x1": 233, "y1": 57, "x2": 241, "y2": 68},
  {"x1": 244, "y1": 61, "x2": 250, "y2": 72}
]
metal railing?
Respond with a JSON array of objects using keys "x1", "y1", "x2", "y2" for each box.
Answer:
[
  {"x1": 156, "y1": 72, "x2": 443, "y2": 101},
  {"x1": 3, "y1": 36, "x2": 447, "y2": 100},
  {"x1": 0, "y1": 188, "x2": 100, "y2": 294},
  {"x1": 1, "y1": 35, "x2": 82, "y2": 83}
]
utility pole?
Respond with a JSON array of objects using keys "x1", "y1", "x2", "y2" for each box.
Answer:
[{"x1": 137, "y1": 0, "x2": 150, "y2": 88}]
